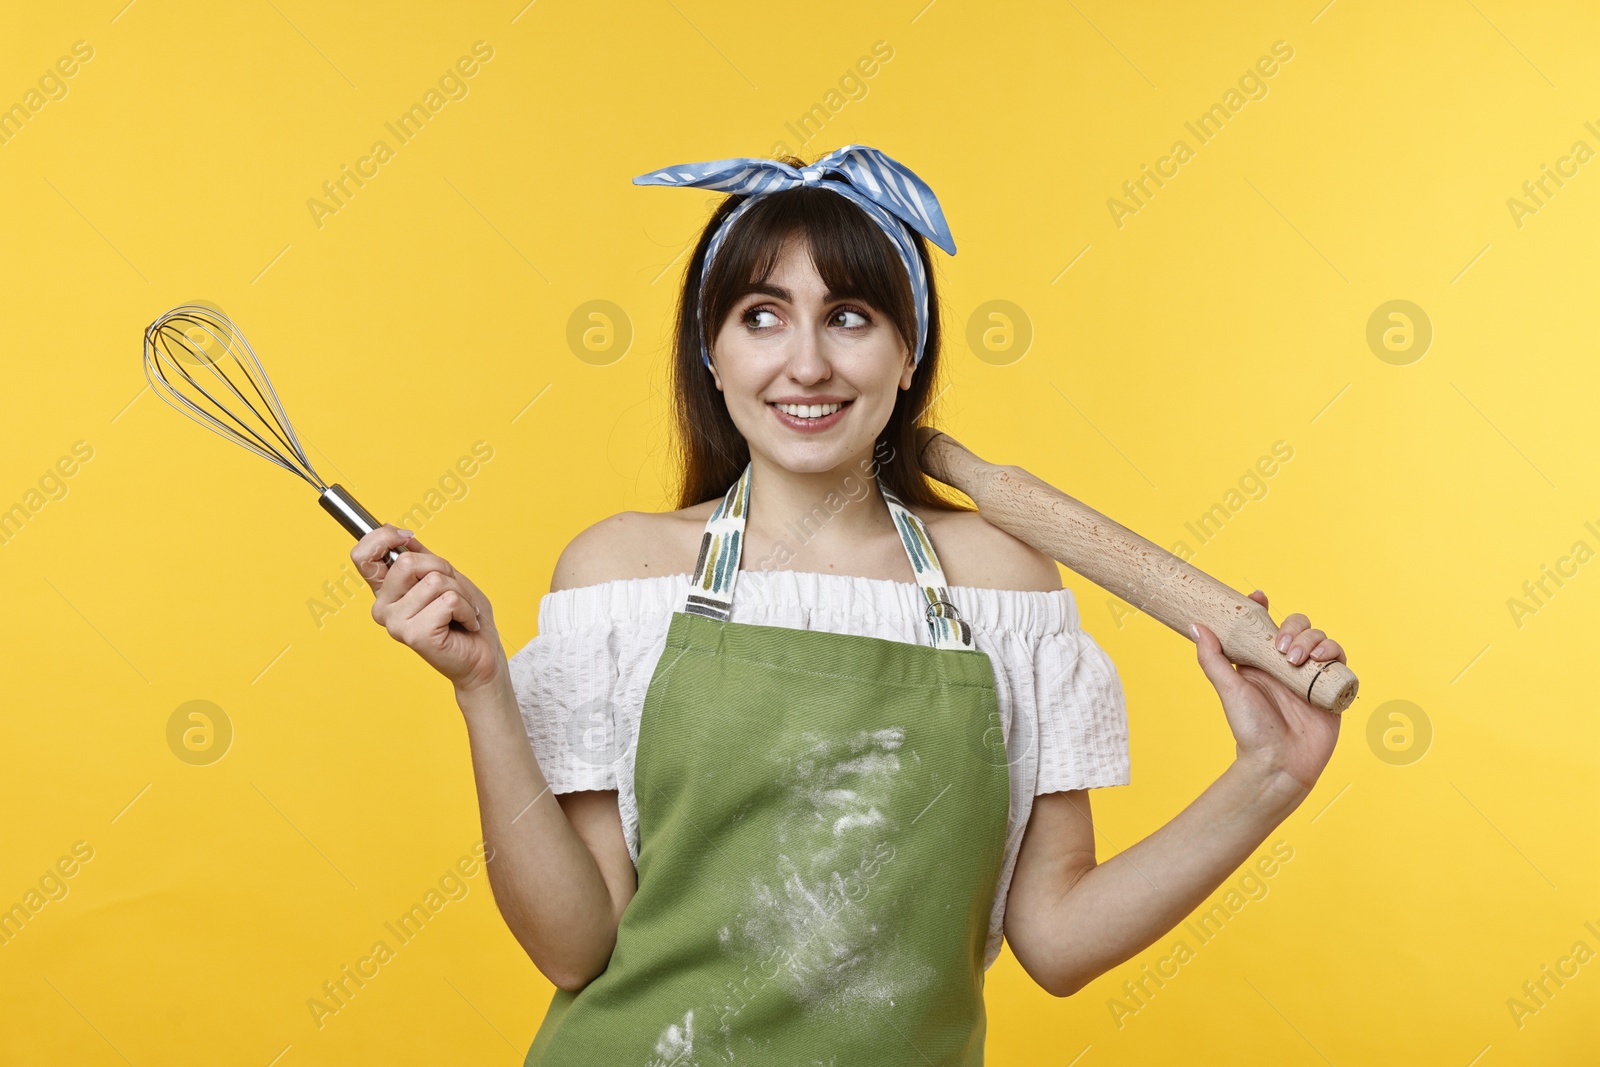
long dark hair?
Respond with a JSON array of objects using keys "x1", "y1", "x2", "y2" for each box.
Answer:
[{"x1": 666, "y1": 155, "x2": 973, "y2": 515}]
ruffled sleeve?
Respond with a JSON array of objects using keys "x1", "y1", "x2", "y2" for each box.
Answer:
[
  {"x1": 1030, "y1": 624, "x2": 1131, "y2": 793},
  {"x1": 946, "y1": 582, "x2": 1133, "y2": 971},
  {"x1": 504, "y1": 581, "x2": 675, "y2": 796},
  {"x1": 950, "y1": 582, "x2": 1131, "y2": 796}
]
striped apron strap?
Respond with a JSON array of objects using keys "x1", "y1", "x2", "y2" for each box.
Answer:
[{"x1": 683, "y1": 462, "x2": 974, "y2": 650}]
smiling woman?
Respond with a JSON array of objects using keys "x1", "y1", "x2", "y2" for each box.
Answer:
[
  {"x1": 350, "y1": 143, "x2": 1345, "y2": 1066},
  {"x1": 495, "y1": 147, "x2": 1114, "y2": 1066},
  {"x1": 349, "y1": 146, "x2": 1123, "y2": 1066}
]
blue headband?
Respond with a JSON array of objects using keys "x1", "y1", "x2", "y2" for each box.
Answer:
[{"x1": 633, "y1": 144, "x2": 957, "y2": 371}]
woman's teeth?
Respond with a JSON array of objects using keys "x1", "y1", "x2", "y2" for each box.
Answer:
[{"x1": 772, "y1": 401, "x2": 846, "y2": 419}]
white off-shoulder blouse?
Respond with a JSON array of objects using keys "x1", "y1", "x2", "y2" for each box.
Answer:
[{"x1": 505, "y1": 567, "x2": 1131, "y2": 971}]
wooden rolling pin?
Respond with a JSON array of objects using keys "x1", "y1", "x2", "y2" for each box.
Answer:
[{"x1": 916, "y1": 427, "x2": 1358, "y2": 713}]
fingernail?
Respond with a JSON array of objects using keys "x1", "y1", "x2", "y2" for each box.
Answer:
[
  {"x1": 1289, "y1": 647, "x2": 1305, "y2": 664},
  {"x1": 397, "y1": 528, "x2": 413, "y2": 538},
  {"x1": 1188, "y1": 623, "x2": 1198, "y2": 640},
  {"x1": 1277, "y1": 634, "x2": 1290, "y2": 652}
]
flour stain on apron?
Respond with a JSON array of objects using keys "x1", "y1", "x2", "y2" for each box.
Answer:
[
  {"x1": 719, "y1": 725, "x2": 933, "y2": 1022},
  {"x1": 643, "y1": 1008, "x2": 696, "y2": 1066}
]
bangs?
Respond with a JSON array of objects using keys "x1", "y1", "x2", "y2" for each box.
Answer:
[{"x1": 700, "y1": 186, "x2": 917, "y2": 358}]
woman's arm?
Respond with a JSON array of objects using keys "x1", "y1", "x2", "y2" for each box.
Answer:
[
  {"x1": 1004, "y1": 588, "x2": 1344, "y2": 996},
  {"x1": 352, "y1": 523, "x2": 635, "y2": 992},
  {"x1": 1005, "y1": 764, "x2": 1305, "y2": 996},
  {"x1": 455, "y1": 665, "x2": 636, "y2": 991}
]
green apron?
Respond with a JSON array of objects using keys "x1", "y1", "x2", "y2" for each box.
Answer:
[{"x1": 526, "y1": 462, "x2": 1011, "y2": 1065}]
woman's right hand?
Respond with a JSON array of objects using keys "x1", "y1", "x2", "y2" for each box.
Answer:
[{"x1": 352, "y1": 524, "x2": 506, "y2": 693}]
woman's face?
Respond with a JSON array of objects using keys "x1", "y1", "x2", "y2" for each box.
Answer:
[{"x1": 707, "y1": 234, "x2": 914, "y2": 476}]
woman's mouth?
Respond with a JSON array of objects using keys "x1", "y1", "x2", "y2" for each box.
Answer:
[
  {"x1": 769, "y1": 400, "x2": 851, "y2": 433},
  {"x1": 771, "y1": 399, "x2": 857, "y2": 435}
]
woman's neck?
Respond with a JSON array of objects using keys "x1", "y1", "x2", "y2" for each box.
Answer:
[{"x1": 741, "y1": 450, "x2": 899, "y2": 560}]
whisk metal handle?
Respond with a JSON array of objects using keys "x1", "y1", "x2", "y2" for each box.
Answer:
[{"x1": 319, "y1": 484, "x2": 403, "y2": 565}]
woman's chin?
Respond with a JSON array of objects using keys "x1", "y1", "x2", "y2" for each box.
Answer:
[{"x1": 754, "y1": 438, "x2": 880, "y2": 477}]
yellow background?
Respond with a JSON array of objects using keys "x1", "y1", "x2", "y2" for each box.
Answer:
[{"x1": 2, "y1": 0, "x2": 1596, "y2": 1063}]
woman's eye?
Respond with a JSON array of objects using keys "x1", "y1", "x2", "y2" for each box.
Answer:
[{"x1": 741, "y1": 305, "x2": 870, "y2": 330}]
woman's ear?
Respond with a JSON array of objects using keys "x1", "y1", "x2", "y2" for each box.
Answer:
[{"x1": 899, "y1": 347, "x2": 916, "y2": 389}]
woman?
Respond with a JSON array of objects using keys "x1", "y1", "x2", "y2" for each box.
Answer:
[{"x1": 351, "y1": 145, "x2": 1345, "y2": 1064}]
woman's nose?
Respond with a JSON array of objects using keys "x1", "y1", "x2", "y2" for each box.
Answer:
[{"x1": 783, "y1": 317, "x2": 831, "y2": 378}]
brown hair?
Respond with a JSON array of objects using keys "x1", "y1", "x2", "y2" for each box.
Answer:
[{"x1": 665, "y1": 155, "x2": 973, "y2": 516}]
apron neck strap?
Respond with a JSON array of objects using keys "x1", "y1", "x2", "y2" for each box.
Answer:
[{"x1": 683, "y1": 462, "x2": 975, "y2": 650}]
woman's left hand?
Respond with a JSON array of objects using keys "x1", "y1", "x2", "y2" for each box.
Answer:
[{"x1": 1191, "y1": 589, "x2": 1344, "y2": 796}]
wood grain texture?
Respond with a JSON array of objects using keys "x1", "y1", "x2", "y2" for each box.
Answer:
[{"x1": 916, "y1": 428, "x2": 1358, "y2": 713}]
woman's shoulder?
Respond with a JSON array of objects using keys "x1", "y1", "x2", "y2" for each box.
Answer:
[
  {"x1": 548, "y1": 496, "x2": 1061, "y2": 595},
  {"x1": 910, "y1": 503, "x2": 1063, "y2": 594},
  {"x1": 534, "y1": 497, "x2": 1075, "y2": 642},
  {"x1": 548, "y1": 501, "x2": 713, "y2": 592}
]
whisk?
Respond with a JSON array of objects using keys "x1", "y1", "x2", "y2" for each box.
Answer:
[{"x1": 143, "y1": 303, "x2": 405, "y2": 566}]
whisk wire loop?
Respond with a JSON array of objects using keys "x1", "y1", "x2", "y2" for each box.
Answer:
[
  {"x1": 143, "y1": 306, "x2": 327, "y2": 491},
  {"x1": 143, "y1": 302, "x2": 403, "y2": 566}
]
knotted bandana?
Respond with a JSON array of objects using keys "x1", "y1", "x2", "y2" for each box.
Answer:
[{"x1": 634, "y1": 144, "x2": 957, "y2": 370}]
